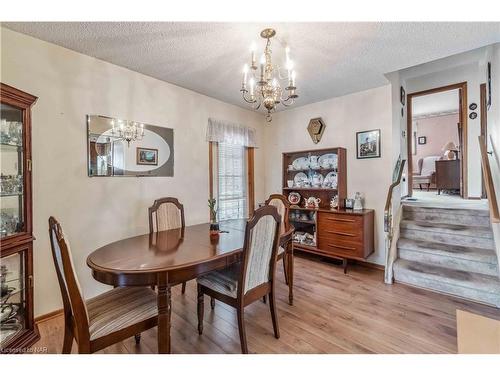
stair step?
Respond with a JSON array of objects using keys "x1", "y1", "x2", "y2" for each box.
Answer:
[
  {"x1": 402, "y1": 204, "x2": 490, "y2": 217},
  {"x1": 400, "y1": 220, "x2": 495, "y2": 249},
  {"x1": 393, "y1": 259, "x2": 500, "y2": 307},
  {"x1": 402, "y1": 205, "x2": 490, "y2": 227},
  {"x1": 397, "y1": 238, "x2": 499, "y2": 276}
]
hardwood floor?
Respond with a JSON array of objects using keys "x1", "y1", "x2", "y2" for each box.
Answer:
[{"x1": 34, "y1": 255, "x2": 500, "y2": 354}]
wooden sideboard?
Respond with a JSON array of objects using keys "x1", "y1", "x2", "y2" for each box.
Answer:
[{"x1": 290, "y1": 207, "x2": 374, "y2": 272}]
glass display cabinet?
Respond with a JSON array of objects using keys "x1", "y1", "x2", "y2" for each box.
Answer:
[{"x1": 0, "y1": 83, "x2": 39, "y2": 353}]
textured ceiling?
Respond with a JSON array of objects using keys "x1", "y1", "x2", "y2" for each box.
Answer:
[
  {"x1": 3, "y1": 22, "x2": 500, "y2": 112},
  {"x1": 413, "y1": 90, "x2": 459, "y2": 118}
]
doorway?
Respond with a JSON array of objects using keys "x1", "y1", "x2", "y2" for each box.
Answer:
[{"x1": 407, "y1": 82, "x2": 468, "y2": 199}]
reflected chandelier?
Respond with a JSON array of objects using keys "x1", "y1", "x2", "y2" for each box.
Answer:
[
  {"x1": 111, "y1": 119, "x2": 144, "y2": 146},
  {"x1": 240, "y1": 28, "x2": 298, "y2": 122}
]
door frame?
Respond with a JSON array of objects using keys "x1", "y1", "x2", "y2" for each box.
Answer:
[
  {"x1": 406, "y1": 82, "x2": 468, "y2": 198},
  {"x1": 480, "y1": 83, "x2": 488, "y2": 199}
]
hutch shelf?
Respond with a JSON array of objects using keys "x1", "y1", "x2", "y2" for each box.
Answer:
[
  {"x1": 282, "y1": 147, "x2": 374, "y2": 272},
  {"x1": 0, "y1": 83, "x2": 39, "y2": 354}
]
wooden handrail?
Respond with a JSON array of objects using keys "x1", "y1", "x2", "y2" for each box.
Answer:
[
  {"x1": 479, "y1": 136, "x2": 500, "y2": 223},
  {"x1": 385, "y1": 159, "x2": 406, "y2": 213}
]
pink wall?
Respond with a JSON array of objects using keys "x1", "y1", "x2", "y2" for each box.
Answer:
[{"x1": 412, "y1": 114, "x2": 459, "y2": 172}]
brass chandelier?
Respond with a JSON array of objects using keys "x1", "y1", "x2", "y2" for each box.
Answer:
[{"x1": 240, "y1": 28, "x2": 298, "y2": 122}]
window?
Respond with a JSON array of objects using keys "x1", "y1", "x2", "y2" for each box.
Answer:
[{"x1": 216, "y1": 142, "x2": 247, "y2": 220}]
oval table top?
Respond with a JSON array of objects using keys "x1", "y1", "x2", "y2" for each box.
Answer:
[{"x1": 86, "y1": 219, "x2": 247, "y2": 276}]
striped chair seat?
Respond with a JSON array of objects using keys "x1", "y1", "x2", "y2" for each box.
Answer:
[
  {"x1": 87, "y1": 287, "x2": 157, "y2": 340},
  {"x1": 197, "y1": 264, "x2": 240, "y2": 298}
]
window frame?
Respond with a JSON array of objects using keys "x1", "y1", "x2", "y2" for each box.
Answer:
[{"x1": 209, "y1": 141, "x2": 254, "y2": 221}]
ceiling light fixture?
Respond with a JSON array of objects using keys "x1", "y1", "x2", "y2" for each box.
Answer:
[
  {"x1": 111, "y1": 119, "x2": 144, "y2": 146},
  {"x1": 240, "y1": 28, "x2": 298, "y2": 122}
]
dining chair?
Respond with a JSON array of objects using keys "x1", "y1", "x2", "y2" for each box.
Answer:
[
  {"x1": 264, "y1": 194, "x2": 294, "y2": 304},
  {"x1": 149, "y1": 197, "x2": 187, "y2": 294},
  {"x1": 196, "y1": 205, "x2": 282, "y2": 354},
  {"x1": 48, "y1": 216, "x2": 158, "y2": 354}
]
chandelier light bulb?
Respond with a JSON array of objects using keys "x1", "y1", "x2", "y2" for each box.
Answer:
[{"x1": 260, "y1": 54, "x2": 266, "y2": 65}]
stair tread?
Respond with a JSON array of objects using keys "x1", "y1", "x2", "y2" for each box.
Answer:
[
  {"x1": 397, "y1": 238, "x2": 497, "y2": 264},
  {"x1": 394, "y1": 259, "x2": 500, "y2": 294},
  {"x1": 400, "y1": 219, "x2": 493, "y2": 238},
  {"x1": 402, "y1": 204, "x2": 489, "y2": 216}
]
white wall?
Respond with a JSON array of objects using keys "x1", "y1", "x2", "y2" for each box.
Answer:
[
  {"x1": 398, "y1": 48, "x2": 488, "y2": 198},
  {"x1": 264, "y1": 85, "x2": 393, "y2": 265},
  {"x1": 0, "y1": 27, "x2": 267, "y2": 317}
]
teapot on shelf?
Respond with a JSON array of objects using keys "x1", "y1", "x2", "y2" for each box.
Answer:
[{"x1": 305, "y1": 196, "x2": 321, "y2": 208}]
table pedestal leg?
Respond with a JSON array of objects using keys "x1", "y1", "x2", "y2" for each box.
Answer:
[{"x1": 157, "y1": 285, "x2": 171, "y2": 354}]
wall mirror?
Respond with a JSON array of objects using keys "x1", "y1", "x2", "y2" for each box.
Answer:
[{"x1": 87, "y1": 115, "x2": 174, "y2": 177}]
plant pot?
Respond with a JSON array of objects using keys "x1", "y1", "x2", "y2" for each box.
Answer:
[{"x1": 209, "y1": 222, "x2": 220, "y2": 237}]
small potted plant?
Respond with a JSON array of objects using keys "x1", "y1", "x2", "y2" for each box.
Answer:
[{"x1": 208, "y1": 198, "x2": 219, "y2": 237}]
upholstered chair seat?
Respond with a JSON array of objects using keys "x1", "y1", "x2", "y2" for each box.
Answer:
[
  {"x1": 87, "y1": 287, "x2": 158, "y2": 340},
  {"x1": 48, "y1": 216, "x2": 158, "y2": 353},
  {"x1": 196, "y1": 206, "x2": 282, "y2": 354},
  {"x1": 197, "y1": 264, "x2": 240, "y2": 298}
]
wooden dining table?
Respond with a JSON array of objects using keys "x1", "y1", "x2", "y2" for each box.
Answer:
[{"x1": 86, "y1": 219, "x2": 293, "y2": 354}]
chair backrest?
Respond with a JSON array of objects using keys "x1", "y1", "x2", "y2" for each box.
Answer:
[
  {"x1": 421, "y1": 156, "x2": 441, "y2": 176},
  {"x1": 265, "y1": 194, "x2": 290, "y2": 235},
  {"x1": 48, "y1": 217, "x2": 90, "y2": 339},
  {"x1": 148, "y1": 197, "x2": 185, "y2": 233},
  {"x1": 239, "y1": 205, "x2": 281, "y2": 295}
]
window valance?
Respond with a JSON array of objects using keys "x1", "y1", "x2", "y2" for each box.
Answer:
[{"x1": 206, "y1": 118, "x2": 257, "y2": 147}]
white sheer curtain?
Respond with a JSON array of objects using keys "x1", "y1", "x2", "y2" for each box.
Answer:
[{"x1": 206, "y1": 118, "x2": 257, "y2": 147}]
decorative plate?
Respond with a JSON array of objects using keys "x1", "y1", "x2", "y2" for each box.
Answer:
[
  {"x1": 322, "y1": 172, "x2": 338, "y2": 189},
  {"x1": 292, "y1": 156, "x2": 310, "y2": 170},
  {"x1": 293, "y1": 172, "x2": 309, "y2": 187},
  {"x1": 318, "y1": 153, "x2": 338, "y2": 169},
  {"x1": 288, "y1": 192, "x2": 301, "y2": 205}
]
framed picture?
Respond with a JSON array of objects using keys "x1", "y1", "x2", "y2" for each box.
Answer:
[
  {"x1": 418, "y1": 136, "x2": 427, "y2": 145},
  {"x1": 137, "y1": 147, "x2": 158, "y2": 165},
  {"x1": 400, "y1": 86, "x2": 406, "y2": 106},
  {"x1": 356, "y1": 129, "x2": 381, "y2": 159}
]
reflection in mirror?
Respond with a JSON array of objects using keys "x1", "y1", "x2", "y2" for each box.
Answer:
[{"x1": 87, "y1": 115, "x2": 174, "y2": 177}]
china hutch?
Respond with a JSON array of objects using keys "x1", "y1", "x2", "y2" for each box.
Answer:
[
  {"x1": 0, "y1": 83, "x2": 39, "y2": 353},
  {"x1": 283, "y1": 147, "x2": 374, "y2": 272}
]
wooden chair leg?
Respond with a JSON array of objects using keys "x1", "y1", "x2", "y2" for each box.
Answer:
[
  {"x1": 197, "y1": 285, "x2": 204, "y2": 335},
  {"x1": 210, "y1": 297, "x2": 215, "y2": 310},
  {"x1": 181, "y1": 282, "x2": 186, "y2": 294},
  {"x1": 288, "y1": 246, "x2": 294, "y2": 306},
  {"x1": 269, "y1": 291, "x2": 280, "y2": 339},
  {"x1": 134, "y1": 333, "x2": 141, "y2": 344},
  {"x1": 62, "y1": 322, "x2": 74, "y2": 354},
  {"x1": 236, "y1": 307, "x2": 248, "y2": 354},
  {"x1": 282, "y1": 254, "x2": 289, "y2": 285}
]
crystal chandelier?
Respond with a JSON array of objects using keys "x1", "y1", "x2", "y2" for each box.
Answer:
[
  {"x1": 240, "y1": 28, "x2": 298, "y2": 122},
  {"x1": 111, "y1": 119, "x2": 144, "y2": 146}
]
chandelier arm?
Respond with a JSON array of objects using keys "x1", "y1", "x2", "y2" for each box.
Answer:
[{"x1": 241, "y1": 91, "x2": 257, "y2": 104}]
